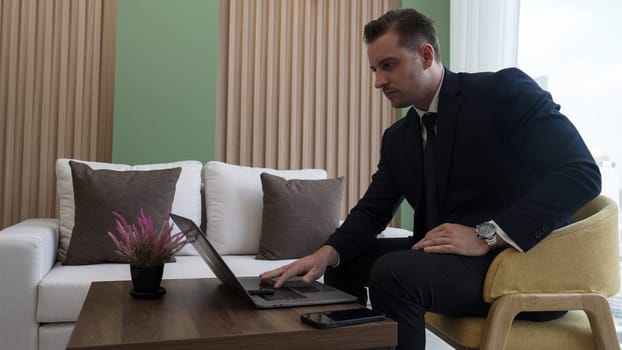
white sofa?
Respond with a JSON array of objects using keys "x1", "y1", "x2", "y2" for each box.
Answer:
[{"x1": 0, "y1": 160, "x2": 411, "y2": 350}]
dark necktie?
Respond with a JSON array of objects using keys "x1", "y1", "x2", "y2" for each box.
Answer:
[{"x1": 422, "y1": 113, "x2": 440, "y2": 232}]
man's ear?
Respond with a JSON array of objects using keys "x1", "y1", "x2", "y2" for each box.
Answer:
[{"x1": 419, "y1": 43, "x2": 435, "y2": 69}]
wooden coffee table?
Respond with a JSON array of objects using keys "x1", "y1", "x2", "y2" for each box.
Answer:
[{"x1": 66, "y1": 278, "x2": 397, "y2": 349}]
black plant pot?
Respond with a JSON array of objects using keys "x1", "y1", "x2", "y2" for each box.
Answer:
[{"x1": 130, "y1": 264, "x2": 166, "y2": 298}]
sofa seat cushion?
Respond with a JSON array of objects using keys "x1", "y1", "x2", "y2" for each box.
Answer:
[
  {"x1": 36, "y1": 226, "x2": 410, "y2": 323},
  {"x1": 36, "y1": 255, "x2": 296, "y2": 323}
]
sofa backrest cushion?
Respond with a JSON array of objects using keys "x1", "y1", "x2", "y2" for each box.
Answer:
[
  {"x1": 204, "y1": 161, "x2": 327, "y2": 255},
  {"x1": 256, "y1": 173, "x2": 344, "y2": 260},
  {"x1": 56, "y1": 159, "x2": 203, "y2": 261},
  {"x1": 63, "y1": 162, "x2": 181, "y2": 265}
]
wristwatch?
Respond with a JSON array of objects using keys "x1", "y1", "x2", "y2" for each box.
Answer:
[{"x1": 475, "y1": 222, "x2": 498, "y2": 249}]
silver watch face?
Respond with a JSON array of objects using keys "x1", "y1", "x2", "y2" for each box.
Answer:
[{"x1": 476, "y1": 223, "x2": 496, "y2": 239}]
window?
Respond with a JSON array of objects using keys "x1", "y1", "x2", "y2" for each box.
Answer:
[{"x1": 518, "y1": 0, "x2": 622, "y2": 343}]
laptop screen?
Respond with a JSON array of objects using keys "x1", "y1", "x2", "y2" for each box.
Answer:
[{"x1": 170, "y1": 214, "x2": 251, "y2": 298}]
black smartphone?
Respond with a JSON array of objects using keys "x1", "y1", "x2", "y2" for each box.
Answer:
[{"x1": 300, "y1": 307, "x2": 386, "y2": 329}]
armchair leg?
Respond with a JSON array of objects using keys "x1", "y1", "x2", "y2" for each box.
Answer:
[
  {"x1": 479, "y1": 295, "x2": 519, "y2": 350},
  {"x1": 479, "y1": 293, "x2": 619, "y2": 350},
  {"x1": 582, "y1": 294, "x2": 618, "y2": 350}
]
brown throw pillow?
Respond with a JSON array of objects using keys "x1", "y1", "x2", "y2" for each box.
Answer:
[
  {"x1": 256, "y1": 172, "x2": 344, "y2": 260},
  {"x1": 63, "y1": 161, "x2": 181, "y2": 265}
]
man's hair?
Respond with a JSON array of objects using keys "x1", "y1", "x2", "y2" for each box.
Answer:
[{"x1": 364, "y1": 8, "x2": 441, "y2": 62}]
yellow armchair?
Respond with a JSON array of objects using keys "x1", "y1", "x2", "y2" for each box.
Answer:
[{"x1": 425, "y1": 195, "x2": 620, "y2": 350}]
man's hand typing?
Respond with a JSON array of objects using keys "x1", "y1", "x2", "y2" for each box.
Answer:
[{"x1": 259, "y1": 245, "x2": 339, "y2": 288}]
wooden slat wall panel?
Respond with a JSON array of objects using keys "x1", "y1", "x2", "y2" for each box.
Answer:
[
  {"x1": 0, "y1": 0, "x2": 116, "y2": 229},
  {"x1": 217, "y1": 0, "x2": 398, "y2": 218}
]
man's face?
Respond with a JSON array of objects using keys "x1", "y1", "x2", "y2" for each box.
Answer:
[{"x1": 367, "y1": 30, "x2": 432, "y2": 110}]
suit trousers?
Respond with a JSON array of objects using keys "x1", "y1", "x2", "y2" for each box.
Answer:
[
  {"x1": 324, "y1": 237, "x2": 567, "y2": 349},
  {"x1": 324, "y1": 237, "x2": 499, "y2": 350}
]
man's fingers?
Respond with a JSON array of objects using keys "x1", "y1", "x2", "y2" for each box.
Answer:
[
  {"x1": 274, "y1": 263, "x2": 306, "y2": 288},
  {"x1": 426, "y1": 224, "x2": 445, "y2": 234},
  {"x1": 274, "y1": 276, "x2": 287, "y2": 288},
  {"x1": 301, "y1": 267, "x2": 322, "y2": 284},
  {"x1": 259, "y1": 268, "x2": 279, "y2": 280},
  {"x1": 424, "y1": 244, "x2": 453, "y2": 254},
  {"x1": 259, "y1": 263, "x2": 293, "y2": 281},
  {"x1": 259, "y1": 266, "x2": 282, "y2": 279},
  {"x1": 412, "y1": 224, "x2": 488, "y2": 256},
  {"x1": 260, "y1": 252, "x2": 329, "y2": 288},
  {"x1": 413, "y1": 235, "x2": 449, "y2": 250}
]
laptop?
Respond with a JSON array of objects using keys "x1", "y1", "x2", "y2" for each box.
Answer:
[{"x1": 170, "y1": 213, "x2": 357, "y2": 309}]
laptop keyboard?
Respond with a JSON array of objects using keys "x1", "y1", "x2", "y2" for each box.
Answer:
[{"x1": 261, "y1": 287, "x2": 307, "y2": 301}]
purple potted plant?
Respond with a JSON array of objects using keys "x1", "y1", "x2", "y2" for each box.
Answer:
[{"x1": 107, "y1": 209, "x2": 190, "y2": 298}]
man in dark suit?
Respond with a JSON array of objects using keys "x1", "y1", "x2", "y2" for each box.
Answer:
[{"x1": 261, "y1": 8, "x2": 601, "y2": 349}]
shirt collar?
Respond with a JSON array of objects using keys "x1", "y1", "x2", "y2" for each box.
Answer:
[{"x1": 413, "y1": 68, "x2": 444, "y2": 118}]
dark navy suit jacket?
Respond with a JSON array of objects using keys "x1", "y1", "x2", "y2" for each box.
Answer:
[{"x1": 326, "y1": 67, "x2": 601, "y2": 264}]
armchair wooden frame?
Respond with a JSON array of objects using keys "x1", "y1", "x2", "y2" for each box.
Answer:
[
  {"x1": 480, "y1": 293, "x2": 617, "y2": 349},
  {"x1": 425, "y1": 195, "x2": 620, "y2": 350}
]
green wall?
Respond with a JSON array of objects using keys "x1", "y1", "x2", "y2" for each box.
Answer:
[
  {"x1": 112, "y1": 0, "x2": 219, "y2": 164},
  {"x1": 111, "y1": 0, "x2": 450, "y2": 229},
  {"x1": 402, "y1": 0, "x2": 450, "y2": 66}
]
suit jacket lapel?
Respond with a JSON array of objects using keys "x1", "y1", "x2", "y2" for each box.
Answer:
[{"x1": 437, "y1": 68, "x2": 462, "y2": 207}]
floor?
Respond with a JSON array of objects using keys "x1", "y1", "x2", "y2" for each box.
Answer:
[{"x1": 426, "y1": 330, "x2": 452, "y2": 349}]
